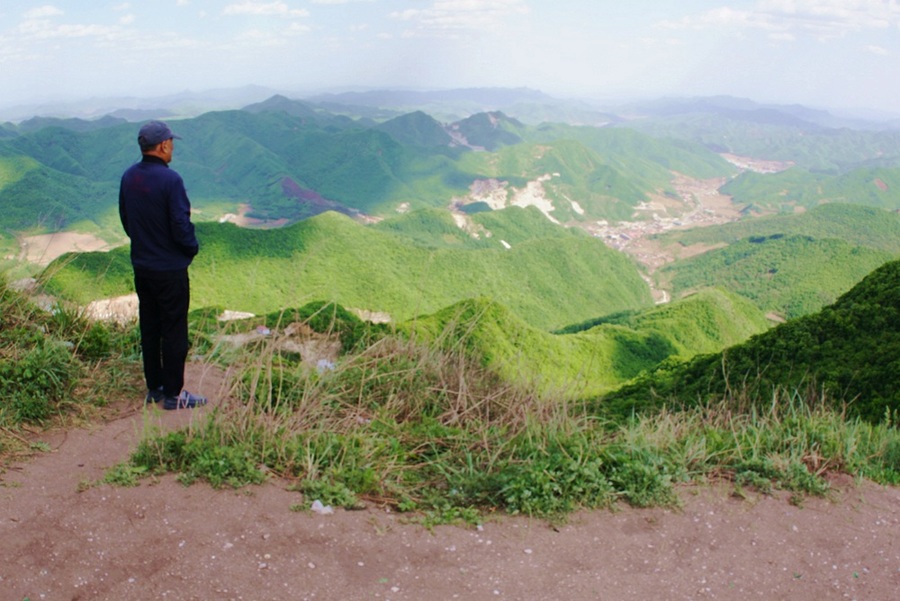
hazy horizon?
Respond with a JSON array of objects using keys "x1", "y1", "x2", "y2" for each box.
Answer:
[{"x1": 1, "y1": 1, "x2": 898, "y2": 117}]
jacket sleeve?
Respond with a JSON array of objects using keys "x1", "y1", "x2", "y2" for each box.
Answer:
[
  {"x1": 118, "y1": 177, "x2": 130, "y2": 238},
  {"x1": 167, "y1": 174, "x2": 200, "y2": 258}
]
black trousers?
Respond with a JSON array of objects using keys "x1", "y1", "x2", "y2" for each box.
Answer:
[{"x1": 134, "y1": 268, "x2": 190, "y2": 397}]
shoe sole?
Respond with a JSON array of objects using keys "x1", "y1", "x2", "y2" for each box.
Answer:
[{"x1": 163, "y1": 398, "x2": 208, "y2": 410}]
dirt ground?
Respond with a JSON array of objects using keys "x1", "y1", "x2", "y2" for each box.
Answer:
[{"x1": 3, "y1": 368, "x2": 900, "y2": 601}]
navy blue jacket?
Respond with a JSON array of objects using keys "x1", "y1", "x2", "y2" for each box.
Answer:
[{"x1": 119, "y1": 155, "x2": 199, "y2": 272}]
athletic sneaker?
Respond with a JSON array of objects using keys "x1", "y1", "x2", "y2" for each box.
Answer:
[
  {"x1": 163, "y1": 390, "x2": 208, "y2": 410},
  {"x1": 145, "y1": 386, "x2": 165, "y2": 404}
]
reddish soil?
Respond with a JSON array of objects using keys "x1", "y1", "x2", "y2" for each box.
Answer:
[{"x1": 2, "y1": 365, "x2": 900, "y2": 601}]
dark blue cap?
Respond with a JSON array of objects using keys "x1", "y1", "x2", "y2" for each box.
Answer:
[{"x1": 138, "y1": 120, "x2": 181, "y2": 150}]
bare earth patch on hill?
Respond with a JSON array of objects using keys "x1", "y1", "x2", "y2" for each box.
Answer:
[
  {"x1": 2, "y1": 364, "x2": 899, "y2": 601},
  {"x1": 20, "y1": 231, "x2": 113, "y2": 267}
]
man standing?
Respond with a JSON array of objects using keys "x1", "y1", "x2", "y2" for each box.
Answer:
[{"x1": 119, "y1": 120, "x2": 206, "y2": 410}]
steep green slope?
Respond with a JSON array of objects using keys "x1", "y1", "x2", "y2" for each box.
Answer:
[
  {"x1": 195, "y1": 212, "x2": 652, "y2": 330},
  {"x1": 41, "y1": 210, "x2": 652, "y2": 331},
  {"x1": 0, "y1": 131, "x2": 133, "y2": 233},
  {"x1": 40, "y1": 245, "x2": 135, "y2": 301},
  {"x1": 371, "y1": 206, "x2": 572, "y2": 250},
  {"x1": 452, "y1": 111, "x2": 526, "y2": 150},
  {"x1": 0, "y1": 153, "x2": 39, "y2": 189},
  {"x1": 255, "y1": 127, "x2": 414, "y2": 214},
  {"x1": 375, "y1": 111, "x2": 453, "y2": 148},
  {"x1": 407, "y1": 288, "x2": 769, "y2": 398},
  {"x1": 371, "y1": 207, "x2": 478, "y2": 248},
  {"x1": 169, "y1": 110, "x2": 364, "y2": 218},
  {"x1": 457, "y1": 139, "x2": 650, "y2": 222},
  {"x1": 722, "y1": 167, "x2": 900, "y2": 210},
  {"x1": 660, "y1": 234, "x2": 895, "y2": 319},
  {"x1": 605, "y1": 259, "x2": 900, "y2": 422},
  {"x1": 5, "y1": 124, "x2": 136, "y2": 183},
  {"x1": 471, "y1": 205, "x2": 580, "y2": 245},
  {"x1": 656, "y1": 204, "x2": 900, "y2": 254},
  {"x1": 559, "y1": 288, "x2": 771, "y2": 357},
  {"x1": 0, "y1": 159, "x2": 114, "y2": 232}
]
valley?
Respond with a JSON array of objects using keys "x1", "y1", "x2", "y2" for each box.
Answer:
[
  {"x1": 586, "y1": 172, "x2": 742, "y2": 271},
  {"x1": 7, "y1": 151, "x2": 884, "y2": 327},
  {"x1": 26, "y1": 167, "x2": 749, "y2": 320},
  {"x1": 6, "y1": 161, "x2": 764, "y2": 279},
  {"x1": 588, "y1": 152, "x2": 795, "y2": 272},
  {"x1": 4, "y1": 90, "x2": 900, "y2": 343},
  {"x1": 443, "y1": 168, "x2": 750, "y2": 304},
  {"x1": 2, "y1": 92, "x2": 900, "y2": 588}
]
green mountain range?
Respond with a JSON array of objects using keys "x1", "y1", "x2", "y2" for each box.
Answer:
[
  {"x1": 0, "y1": 100, "x2": 737, "y2": 238},
  {"x1": 7, "y1": 91, "x2": 900, "y2": 419},
  {"x1": 4, "y1": 91, "x2": 899, "y2": 251},
  {"x1": 8, "y1": 91, "x2": 900, "y2": 520},
  {"x1": 722, "y1": 168, "x2": 900, "y2": 211}
]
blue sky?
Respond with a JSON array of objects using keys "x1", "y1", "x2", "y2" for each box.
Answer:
[{"x1": 1, "y1": 0, "x2": 898, "y2": 112}]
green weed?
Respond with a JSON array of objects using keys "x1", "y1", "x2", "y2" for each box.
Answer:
[{"x1": 103, "y1": 463, "x2": 148, "y2": 487}]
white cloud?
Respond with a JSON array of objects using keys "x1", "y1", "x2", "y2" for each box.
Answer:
[
  {"x1": 223, "y1": 2, "x2": 309, "y2": 17},
  {"x1": 286, "y1": 22, "x2": 312, "y2": 34},
  {"x1": 391, "y1": 0, "x2": 529, "y2": 36},
  {"x1": 15, "y1": 4, "x2": 128, "y2": 43},
  {"x1": 759, "y1": 0, "x2": 898, "y2": 28},
  {"x1": 659, "y1": 7, "x2": 784, "y2": 32},
  {"x1": 17, "y1": 18, "x2": 120, "y2": 41},
  {"x1": 769, "y1": 31, "x2": 796, "y2": 41},
  {"x1": 659, "y1": 0, "x2": 900, "y2": 39},
  {"x1": 866, "y1": 44, "x2": 889, "y2": 55},
  {"x1": 24, "y1": 6, "x2": 64, "y2": 19},
  {"x1": 234, "y1": 28, "x2": 283, "y2": 45}
]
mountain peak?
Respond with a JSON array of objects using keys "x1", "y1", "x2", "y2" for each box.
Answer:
[{"x1": 244, "y1": 95, "x2": 318, "y2": 117}]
